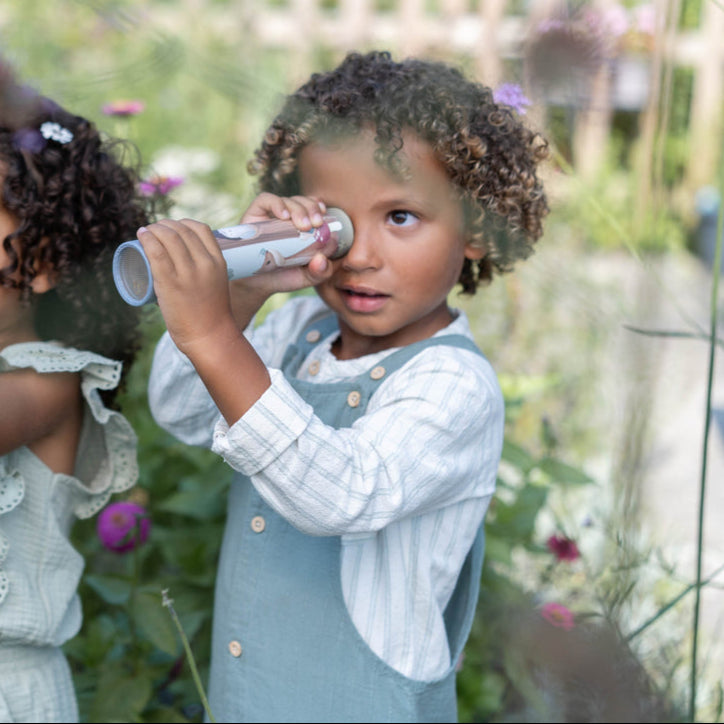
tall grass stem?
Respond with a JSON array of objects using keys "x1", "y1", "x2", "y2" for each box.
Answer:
[
  {"x1": 690, "y1": 137, "x2": 724, "y2": 723},
  {"x1": 162, "y1": 589, "x2": 217, "y2": 723}
]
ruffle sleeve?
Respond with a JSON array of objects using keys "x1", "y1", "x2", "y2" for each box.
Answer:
[
  {"x1": 0, "y1": 456, "x2": 23, "y2": 605},
  {"x1": 0, "y1": 342, "x2": 139, "y2": 520}
]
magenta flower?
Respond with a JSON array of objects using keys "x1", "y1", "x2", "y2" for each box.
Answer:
[
  {"x1": 493, "y1": 83, "x2": 531, "y2": 115},
  {"x1": 546, "y1": 533, "x2": 581, "y2": 562},
  {"x1": 102, "y1": 100, "x2": 145, "y2": 117},
  {"x1": 541, "y1": 602, "x2": 575, "y2": 630},
  {"x1": 139, "y1": 175, "x2": 185, "y2": 196},
  {"x1": 97, "y1": 501, "x2": 151, "y2": 553}
]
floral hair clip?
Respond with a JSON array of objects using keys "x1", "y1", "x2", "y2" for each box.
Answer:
[{"x1": 40, "y1": 121, "x2": 73, "y2": 144}]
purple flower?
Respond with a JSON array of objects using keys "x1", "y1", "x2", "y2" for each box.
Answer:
[
  {"x1": 97, "y1": 501, "x2": 151, "y2": 553},
  {"x1": 493, "y1": 83, "x2": 531, "y2": 115},
  {"x1": 102, "y1": 99, "x2": 145, "y2": 117},
  {"x1": 12, "y1": 128, "x2": 46, "y2": 153},
  {"x1": 139, "y1": 175, "x2": 184, "y2": 196},
  {"x1": 541, "y1": 602, "x2": 575, "y2": 630},
  {"x1": 546, "y1": 533, "x2": 581, "y2": 562}
]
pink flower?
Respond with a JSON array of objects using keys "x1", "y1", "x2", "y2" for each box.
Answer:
[
  {"x1": 541, "y1": 602, "x2": 575, "y2": 630},
  {"x1": 633, "y1": 3, "x2": 657, "y2": 35},
  {"x1": 102, "y1": 100, "x2": 145, "y2": 117},
  {"x1": 493, "y1": 83, "x2": 531, "y2": 115},
  {"x1": 97, "y1": 501, "x2": 151, "y2": 553},
  {"x1": 139, "y1": 175, "x2": 184, "y2": 196},
  {"x1": 546, "y1": 533, "x2": 580, "y2": 562}
]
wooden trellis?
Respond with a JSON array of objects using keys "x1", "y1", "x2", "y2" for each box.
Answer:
[{"x1": 178, "y1": 0, "x2": 723, "y2": 186}]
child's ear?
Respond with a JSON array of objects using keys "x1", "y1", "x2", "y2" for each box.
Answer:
[
  {"x1": 463, "y1": 242, "x2": 486, "y2": 261},
  {"x1": 29, "y1": 269, "x2": 54, "y2": 294},
  {"x1": 29, "y1": 240, "x2": 56, "y2": 293}
]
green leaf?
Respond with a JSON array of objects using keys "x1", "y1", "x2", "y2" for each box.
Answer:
[
  {"x1": 481, "y1": 532, "x2": 514, "y2": 566},
  {"x1": 157, "y1": 486, "x2": 227, "y2": 520},
  {"x1": 132, "y1": 590, "x2": 182, "y2": 656},
  {"x1": 141, "y1": 707, "x2": 193, "y2": 723},
  {"x1": 84, "y1": 574, "x2": 132, "y2": 605},
  {"x1": 501, "y1": 439, "x2": 536, "y2": 472},
  {"x1": 487, "y1": 483, "x2": 548, "y2": 541},
  {"x1": 89, "y1": 665, "x2": 153, "y2": 723},
  {"x1": 537, "y1": 456, "x2": 594, "y2": 486}
]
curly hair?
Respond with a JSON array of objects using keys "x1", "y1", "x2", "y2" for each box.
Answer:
[
  {"x1": 249, "y1": 50, "x2": 549, "y2": 294},
  {"x1": 0, "y1": 62, "x2": 155, "y2": 406}
]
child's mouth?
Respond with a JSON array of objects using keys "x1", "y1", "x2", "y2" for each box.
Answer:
[{"x1": 340, "y1": 286, "x2": 389, "y2": 312}]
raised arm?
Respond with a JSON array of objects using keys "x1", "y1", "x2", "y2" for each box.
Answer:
[{"x1": 139, "y1": 195, "x2": 334, "y2": 429}]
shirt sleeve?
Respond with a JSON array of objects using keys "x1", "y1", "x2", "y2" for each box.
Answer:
[
  {"x1": 147, "y1": 295, "x2": 328, "y2": 447},
  {"x1": 147, "y1": 332, "x2": 220, "y2": 448},
  {"x1": 211, "y1": 348, "x2": 504, "y2": 537}
]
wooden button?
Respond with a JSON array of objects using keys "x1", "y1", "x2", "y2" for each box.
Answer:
[
  {"x1": 347, "y1": 391, "x2": 361, "y2": 408},
  {"x1": 228, "y1": 640, "x2": 242, "y2": 657},
  {"x1": 250, "y1": 515, "x2": 266, "y2": 533},
  {"x1": 370, "y1": 365, "x2": 386, "y2": 380},
  {"x1": 308, "y1": 360, "x2": 320, "y2": 376},
  {"x1": 306, "y1": 330, "x2": 321, "y2": 343}
]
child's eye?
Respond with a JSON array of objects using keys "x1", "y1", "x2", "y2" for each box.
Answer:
[{"x1": 387, "y1": 210, "x2": 418, "y2": 227}]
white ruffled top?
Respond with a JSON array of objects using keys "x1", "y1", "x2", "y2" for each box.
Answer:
[{"x1": 0, "y1": 342, "x2": 138, "y2": 646}]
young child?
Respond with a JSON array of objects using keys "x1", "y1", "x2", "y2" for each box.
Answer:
[
  {"x1": 145, "y1": 50, "x2": 549, "y2": 722},
  {"x1": 0, "y1": 60, "x2": 153, "y2": 722}
]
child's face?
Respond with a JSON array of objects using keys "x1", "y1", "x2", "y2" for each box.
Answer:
[
  {"x1": 0, "y1": 196, "x2": 36, "y2": 346},
  {"x1": 298, "y1": 129, "x2": 483, "y2": 358}
]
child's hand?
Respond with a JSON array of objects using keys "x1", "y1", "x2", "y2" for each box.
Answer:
[
  {"x1": 137, "y1": 219, "x2": 238, "y2": 356},
  {"x1": 227, "y1": 193, "x2": 336, "y2": 325},
  {"x1": 139, "y1": 218, "x2": 273, "y2": 423},
  {"x1": 240, "y1": 191, "x2": 327, "y2": 228}
]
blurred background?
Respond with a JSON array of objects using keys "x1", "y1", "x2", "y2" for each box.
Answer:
[{"x1": 2, "y1": 0, "x2": 723, "y2": 721}]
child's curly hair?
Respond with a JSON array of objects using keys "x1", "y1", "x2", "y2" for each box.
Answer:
[
  {"x1": 0, "y1": 62, "x2": 154, "y2": 406},
  {"x1": 248, "y1": 50, "x2": 549, "y2": 294}
]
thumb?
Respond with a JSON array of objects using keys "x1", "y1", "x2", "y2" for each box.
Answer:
[{"x1": 305, "y1": 253, "x2": 330, "y2": 282}]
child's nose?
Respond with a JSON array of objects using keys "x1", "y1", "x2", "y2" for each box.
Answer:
[{"x1": 341, "y1": 222, "x2": 381, "y2": 271}]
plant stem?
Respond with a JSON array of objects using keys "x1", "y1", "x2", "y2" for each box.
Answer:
[
  {"x1": 162, "y1": 589, "x2": 217, "y2": 723},
  {"x1": 625, "y1": 562, "x2": 724, "y2": 642},
  {"x1": 689, "y1": 133, "x2": 724, "y2": 724}
]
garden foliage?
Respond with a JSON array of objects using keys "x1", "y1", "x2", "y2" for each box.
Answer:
[{"x1": 5, "y1": 0, "x2": 723, "y2": 721}]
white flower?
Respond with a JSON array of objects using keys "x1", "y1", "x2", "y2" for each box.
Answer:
[{"x1": 39, "y1": 121, "x2": 73, "y2": 145}]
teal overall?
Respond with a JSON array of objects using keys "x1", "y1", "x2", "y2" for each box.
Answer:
[{"x1": 207, "y1": 314, "x2": 486, "y2": 723}]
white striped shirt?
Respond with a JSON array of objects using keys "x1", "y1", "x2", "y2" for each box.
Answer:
[{"x1": 148, "y1": 295, "x2": 503, "y2": 681}]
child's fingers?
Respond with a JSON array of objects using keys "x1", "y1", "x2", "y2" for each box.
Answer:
[
  {"x1": 138, "y1": 220, "x2": 223, "y2": 290},
  {"x1": 302, "y1": 252, "x2": 332, "y2": 284},
  {"x1": 241, "y1": 192, "x2": 292, "y2": 223},
  {"x1": 136, "y1": 223, "x2": 184, "y2": 277},
  {"x1": 139, "y1": 220, "x2": 211, "y2": 264},
  {"x1": 174, "y1": 218, "x2": 226, "y2": 262},
  {"x1": 285, "y1": 196, "x2": 327, "y2": 229},
  {"x1": 241, "y1": 193, "x2": 327, "y2": 230}
]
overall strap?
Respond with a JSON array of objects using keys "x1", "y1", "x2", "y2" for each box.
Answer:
[
  {"x1": 281, "y1": 310, "x2": 340, "y2": 375},
  {"x1": 283, "y1": 310, "x2": 484, "y2": 380},
  {"x1": 282, "y1": 311, "x2": 485, "y2": 431}
]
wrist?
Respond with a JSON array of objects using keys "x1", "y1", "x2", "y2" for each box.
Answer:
[
  {"x1": 174, "y1": 314, "x2": 241, "y2": 364},
  {"x1": 179, "y1": 317, "x2": 272, "y2": 426},
  {"x1": 229, "y1": 283, "x2": 272, "y2": 329}
]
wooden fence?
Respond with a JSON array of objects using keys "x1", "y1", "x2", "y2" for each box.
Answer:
[{"x1": 176, "y1": 0, "x2": 722, "y2": 187}]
